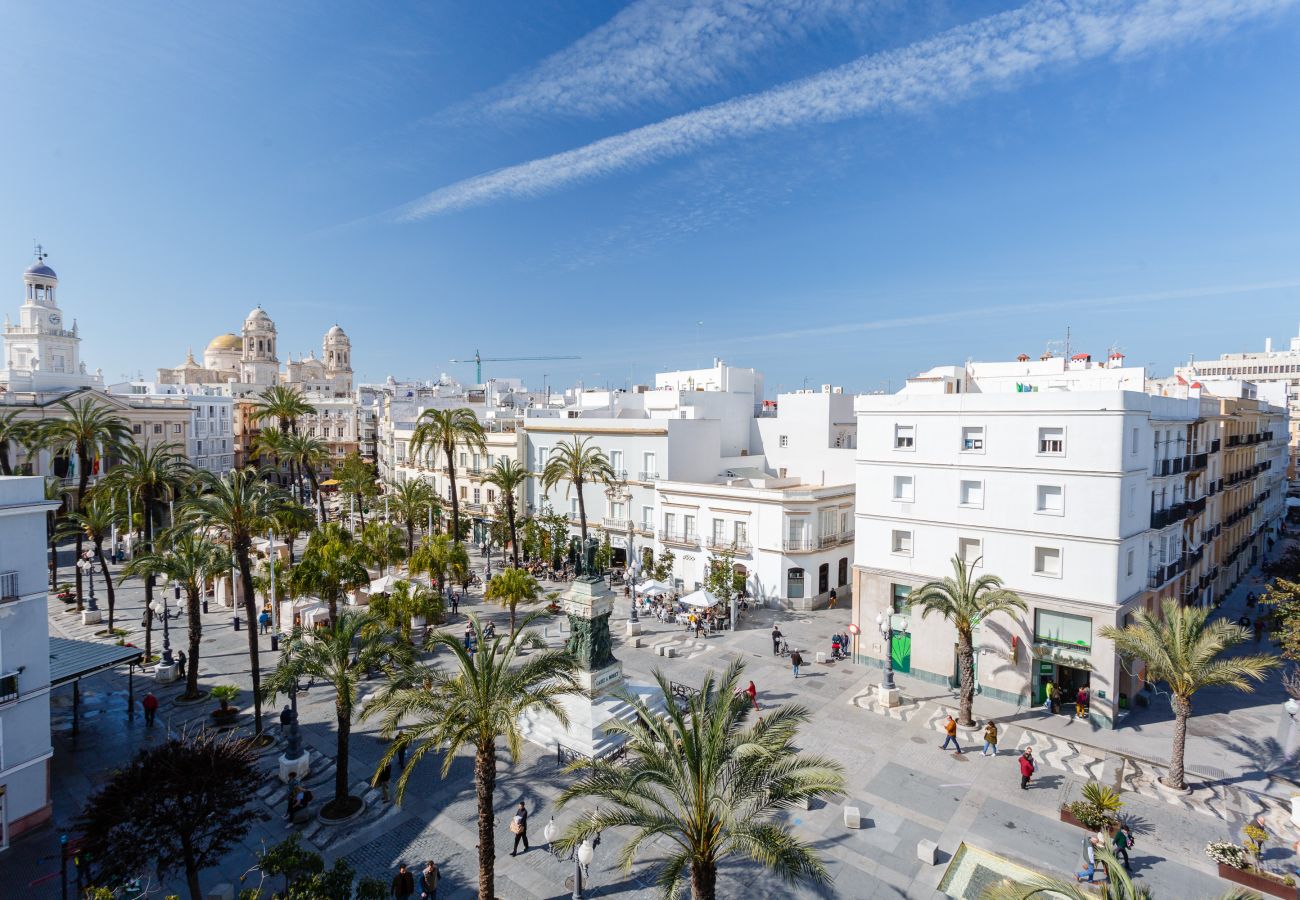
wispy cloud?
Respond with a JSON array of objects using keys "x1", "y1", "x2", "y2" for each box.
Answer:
[
  {"x1": 393, "y1": 0, "x2": 1295, "y2": 221},
  {"x1": 461, "y1": 0, "x2": 890, "y2": 121}
]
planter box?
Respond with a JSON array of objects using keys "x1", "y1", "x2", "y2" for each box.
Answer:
[
  {"x1": 1059, "y1": 806, "x2": 1116, "y2": 835},
  {"x1": 1217, "y1": 862, "x2": 1296, "y2": 899}
]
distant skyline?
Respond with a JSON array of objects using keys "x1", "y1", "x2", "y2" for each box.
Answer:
[{"x1": 2, "y1": 0, "x2": 1299, "y2": 394}]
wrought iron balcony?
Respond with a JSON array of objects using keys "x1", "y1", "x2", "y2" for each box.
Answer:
[{"x1": 659, "y1": 528, "x2": 699, "y2": 546}]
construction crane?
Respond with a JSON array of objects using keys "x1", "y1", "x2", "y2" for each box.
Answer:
[{"x1": 449, "y1": 350, "x2": 580, "y2": 384}]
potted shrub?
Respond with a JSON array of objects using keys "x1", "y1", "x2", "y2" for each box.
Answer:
[
  {"x1": 56, "y1": 584, "x2": 75, "y2": 603},
  {"x1": 1060, "y1": 782, "x2": 1123, "y2": 832},
  {"x1": 1207, "y1": 838, "x2": 1297, "y2": 898},
  {"x1": 210, "y1": 684, "x2": 240, "y2": 726},
  {"x1": 545, "y1": 591, "x2": 562, "y2": 614}
]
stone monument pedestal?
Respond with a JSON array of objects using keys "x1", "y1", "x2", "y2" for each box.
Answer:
[
  {"x1": 81, "y1": 609, "x2": 102, "y2": 626},
  {"x1": 155, "y1": 662, "x2": 180, "y2": 684},
  {"x1": 878, "y1": 685, "x2": 902, "y2": 708},
  {"x1": 626, "y1": 620, "x2": 642, "y2": 636},
  {"x1": 278, "y1": 751, "x2": 311, "y2": 784},
  {"x1": 522, "y1": 575, "x2": 665, "y2": 759}
]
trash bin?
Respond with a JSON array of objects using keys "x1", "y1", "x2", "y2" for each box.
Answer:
[
  {"x1": 233, "y1": 615, "x2": 241, "y2": 631},
  {"x1": 271, "y1": 633, "x2": 280, "y2": 651}
]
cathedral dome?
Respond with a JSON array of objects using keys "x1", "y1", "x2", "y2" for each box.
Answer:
[
  {"x1": 207, "y1": 333, "x2": 242, "y2": 351},
  {"x1": 244, "y1": 306, "x2": 273, "y2": 328},
  {"x1": 25, "y1": 260, "x2": 57, "y2": 278},
  {"x1": 326, "y1": 324, "x2": 347, "y2": 339}
]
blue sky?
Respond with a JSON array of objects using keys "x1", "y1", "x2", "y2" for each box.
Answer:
[{"x1": 2, "y1": 0, "x2": 1299, "y2": 394}]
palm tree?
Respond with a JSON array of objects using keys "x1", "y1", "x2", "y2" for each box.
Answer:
[
  {"x1": 123, "y1": 530, "x2": 231, "y2": 699},
  {"x1": 263, "y1": 612, "x2": 407, "y2": 819},
  {"x1": 270, "y1": 501, "x2": 315, "y2": 568},
  {"x1": 483, "y1": 459, "x2": 528, "y2": 567},
  {"x1": 365, "y1": 579, "x2": 442, "y2": 644},
  {"x1": 251, "y1": 427, "x2": 290, "y2": 487},
  {"x1": 58, "y1": 495, "x2": 121, "y2": 630},
  {"x1": 556, "y1": 659, "x2": 845, "y2": 900},
  {"x1": 181, "y1": 469, "x2": 286, "y2": 735},
  {"x1": 907, "y1": 555, "x2": 1027, "y2": 727},
  {"x1": 290, "y1": 521, "x2": 370, "y2": 622},
  {"x1": 0, "y1": 410, "x2": 33, "y2": 476},
  {"x1": 101, "y1": 441, "x2": 193, "y2": 660},
  {"x1": 540, "y1": 437, "x2": 615, "y2": 566},
  {"x1": 248, "y1": 385, "x2": 315, "y2": 436},
  {"x1": 386, "y1": 478, "x2": 436, "y2": 558},
  {"x1": 408, "y1": 532, "x2": 468, "y2": 600},
  {"x1": 40, "y1": 398, "x2": 131, "y2": 608},
  {"x1": 981, "y1": 846, "x2": 1259, "y2": 899},
  {"x1": 483, "y1": 566, "x2": 541, "y2": 635},
  {"x1": 1100, "y1": 599, "x2": 1278, "y2": 790},
  {"x1": 334, "y1": 453, "x2": 379, "y2": 530},
  {"x1": 364, "y1": 613, "x2": 581, "y2": 900},
  {"x1": 360, "y1": 520, "x2": 406, "y2": 577},
  {"x1": 282, "y1": 432, "x2": 329, "y2": 521},
  {"x1": 44, "y1": 477, "x2": 68, "y2": 590},
  {"x1": 408, "y1": 408, "x2": 485, "y2": 544}
]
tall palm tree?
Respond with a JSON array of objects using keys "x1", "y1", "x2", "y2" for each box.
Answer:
[
  {"x1": 181, "y1": 469, "x2": 286, "y2": 735},
  {"x1": 408, "y1": 532, "x2": 468, "y2": 600},
  {"x1": 263, "y1": 611, "x2": 407, "y2": 819},
  {"x1": 981, "y1": 845, "x2": 1258, "y2": 899},
  {"x1": 270, "y1": 501, "x2": 315, "y2": 568},
  {"x1": 58, "y1": 495, "x2": 121, "y2": 630},
  {"x1": 44, "y1": 477, "x2": 68, "y2": 590},
  {"x1": 908, "y1": 555, "x2": 1027, "y2": 727},
  {"x1": 40, "y1": 398, "x2": 131, "y2": 608},
  {"x1": 0, "y1": 410, "x2": 33, "y2": 476},
  {"x1": 289, "y1": 521, "x2": 370, "y2": 621},
  {"x1": 483, "y1": 566, "x2": 541, "y2": 635},
  {"x1": 556, "y1": 659, "x2": 845, "y2": 900},
  {"x1": 334, "y1": 453, "x2": 378, "y2": 530},
  {"x1": 1100, "y1": 599, "x2": 1278, "y2": 790},
  {"x1": 540, "y1": 437, "x2": 614, "y2": 567},
  {"x1": 248, "y1": 385, "x2": 315, "y2": 436},
  {"x1": 408, "y1": 408, "x2": 485, "y2": 544},
  {"x1": 101, "y1": 441, "x2": 194, "y2": 660},
  {"x1": 251, "y1": 427, "x2": 290, "y2": 487},
  {"x1": 123, "y1": 530, "x2": 231, "y2": 700},
  {"x1": 483, "y1": 459, "x2": 528, "y2": 567},
  {"x1": 282, "y1": 432, "x2": 329, "y2": 521},
  {"x1": 359, "y1": 520, "x2": 406, "y2": 577},
  {"x1": 364, "y1": 613, "x2": 581, "y2": 900},
  {"x1": 385, "y1": 478, "x2": 436, "y2": 558}
]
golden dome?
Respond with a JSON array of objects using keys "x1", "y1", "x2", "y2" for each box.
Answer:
[{"x1": 207, "y1": 333, "x2": 242, "y2": 351}]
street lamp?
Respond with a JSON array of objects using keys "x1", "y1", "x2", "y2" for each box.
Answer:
[
  {"x1": 876, "y1": 612, "x2": 896, "y2": 691},
  {"x1": 76, "y1": 551, "x2": 98, "y2": 612},
  {"x1": 571, "y1": 837, "x2": 595, "y2": 899},
  {"x1": 152, "y1": 591, "x2": 174, "y2": 666},
  {"x1": 285, "y1": 675, "x2": 304, "y2": 761},
  {"x1": 543, "y1": 816, "x2": 557, "y2": 855}
]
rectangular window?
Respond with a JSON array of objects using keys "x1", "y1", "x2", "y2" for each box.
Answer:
[
  {"x1": 712, "y1": 518, "x2": 725, "y2": 544},
  {"x1": 1033, "y1": 546, "x2": 1062, "y2": 577},
  {"x1": 642, "y1": 506, "x2": 654, "y2": 529},
  {"x1": 664, "y1": 512, "x2": 676, "y2": 533},
  {"x1": 819, "y1": 508, "x2": 837, "y2": 536},
  {"x1": 132, "y1": 424, "x2": 142, "y2": 435},
  {"x1": 787, "y1": 519, "x2": 805, "y2": 543},
  {"x1": 779, "y1": 435, "x2": 789, "y2": 448},
  {"x1": 961, "y1": 425, "x2": 985, "y2": 452},
  {"x1": 459, "y1": 486, "x2": 467, "y2": 499},
  {"x1": 786, "y1": 568, "x2": 804, "y2": 599},
  {"x1": 959, "y1": 480, "x2": 984, "y2": 508},
  {"x1": 1131, "y1": 427, "x2": 1139, "y2": 455},
  {"x1": 734, "y1": 521, "x2": 748, "y2": 545},
  {"x1": 1126, "y1": 548, "x2": 1135, "y2": 576},
  {"x1": 958, "y1": 537, "x2": 982, "y2": 567},
  {"x1": 891, "y1": 583, "x2": 911, "y2": 613},
  {"x1": 153, "y1": 424, "x2": 163, "y2": 435},
  {"x1": 642, "y1": 452, "x2": 656, "y2": 478},
  {"x1": 487, "y1": 489, "x2": 496, "y2": 503},
  {"x1": 610, "y1": 450, "x2": 624, "y2": 474},
  {"x1": 459, "y1": 452, "x2": 467, "y2": 467},
  {"x1": 536, "y1": 447, "x2": 549, "y2": 468},
  {"x1": 472, "y1": 488, "x2": 481, "y2": 504},
  {"x1": 684, "y1": 514, "x2": 696, "y2": 537},
  {"x1": 1038, "y1": 426, "x2": 1065, "y2": 455},
  {"x1": 892, "y1": 475, "x2": 914, "y2": 502},
  {"x1": 891, "y1": 529, "x2": 912, "y2": 555},
  {"x1": 894, "y1": 424, "x2": 915, "y2": 450},
  {"x1": 1034, "y1": 609, "x2": 1092, "y2": 651},
  {"x1": 610, "y1": 501, "x2": 625, "y2": 519},
  {"x1": 1036, "y1": 485, "x2": 1063, "y2": 515},
  {"x1": 570, "y1": 498, "x2": 578, "y2": 516}
]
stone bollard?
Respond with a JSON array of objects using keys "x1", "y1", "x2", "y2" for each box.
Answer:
[
  {"x1": 843, "y1": 806, "x2": 861, "y2": 829},
  {"x1": 917, "y1": 839, "x2": 939, "y2": 865}
]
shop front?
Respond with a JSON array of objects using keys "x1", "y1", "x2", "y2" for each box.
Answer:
[{"x1": 1031, "y1": 608, "x2": 1094, "y2": 713}]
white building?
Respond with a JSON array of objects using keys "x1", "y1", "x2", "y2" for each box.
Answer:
[
  {"x1": 1, "y1": 251, "x2": 103, "y2": 392},
  {"x1": 108, "y1": 381, "x2": 235, "y2": 475},
  {"x1": 0, "y1": 476, "x2": 58, "y2": 847},
  {"x1": 851, "y1": 353, "x2": 1287, "y2": 728}
]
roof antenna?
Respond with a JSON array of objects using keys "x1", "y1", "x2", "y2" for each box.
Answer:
[{"x1": 33, "y1": 241, "x2": 46, "y2": 262}]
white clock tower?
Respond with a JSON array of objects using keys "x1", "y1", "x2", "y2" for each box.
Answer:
[{"x1": 0, "y1": 249, "x2": 103, "y2": 392}]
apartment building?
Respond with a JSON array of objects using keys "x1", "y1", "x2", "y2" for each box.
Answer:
[
  {"x1": 0, "y1": 476, "x2": 59, "y2": 847},
  {"x1": 852, "y1": 354, "x2": 1287, "y2": 728},
  {"x1": 109, "y1": 381, "x2": 235, "y2": 475}
]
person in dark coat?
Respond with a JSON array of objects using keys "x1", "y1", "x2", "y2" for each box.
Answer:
[
  {"x1": 771, "y1": 625, "x2": 783, "y2": 656},
  {"x1": 510, "y1": 801, "x2": 529, "y2": 856},
  {"x1": 142, "y1": 691, "x2": 159, "y2": 727},
  {"x1": 391, "y1": 863, "x2": 415, "y2": 900}
]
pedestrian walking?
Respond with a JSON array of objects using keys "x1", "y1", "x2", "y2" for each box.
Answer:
[
  {"x1": 790, "y1": 650, "x2": 804, "y2": 678},
  {"x1": 142, "y1": 691, "x2": 159, "y2": 727},
  {"x1": 1076, "y1": 686, "x2": 1089, "y2": 720},
  {"x1": 391, "y1": 863, "x2": 415, "y2": 900},
  {"x1": 509, "y1": 801, "x2": 529, "y2": 856},
  {"x1": 1075, "y1": 837, "x2": 1099, "y2": 883},
  {"x1": 284, "y1": 773, "x2": 305, "y2": 821},
  {"x1": 1019, "y1": 748, "x2": 1036, "y2": 789},
  {"x1": 1042, "y1": 681, "x2": 1054, "y2": 713},
  {"x1": 982, "y1": 721, "x2": 998, "y2": 756},
  {"x1": 745, "y1": 680, "x2": 758, "y2": 709},
  {"x1": 1113, "y1": 824, "x2": 1133, "y2": 871},
  {"x1": 772, "y1": 625, "x2": 783, "y2": 656},
  {"x1": 940, "y1": 715, "x2": 962, "y2": 753},
  {"x1": 451, "y1": 593, "x2": 459, "y2": 615},
  {"x1": 176, "y1": 651, "x2": 187, "y2": 680},
  {"x1": 376, "y1": 759, "x2": 392, "y2": 803},
  {"x1": 1256, "y1": 618, "x2": 1266, "y2": 642},
  {"x1": 417, "y1": 860, "x2": 439, "y2": 899}
]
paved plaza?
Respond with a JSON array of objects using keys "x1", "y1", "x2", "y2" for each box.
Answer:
[{"x1": 4, "y1": 541, "x2": 1300, "y2": 898}]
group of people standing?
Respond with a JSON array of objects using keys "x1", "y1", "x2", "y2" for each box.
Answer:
[{"x1": 1042, "y1": 681, "x2": 1090, "y2": 719}]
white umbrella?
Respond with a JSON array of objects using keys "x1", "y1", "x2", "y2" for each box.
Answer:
[
  {"x1": 369, "y1": 574, "x2": 398, "y2": 595},
  {"x1": 679, "y1": 589, "x2": 722, "y2": 609},
  {"x1": 636, "y1": 579, "x2": 672, "y2": 596}
]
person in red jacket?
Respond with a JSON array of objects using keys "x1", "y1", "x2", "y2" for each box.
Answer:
[
  {"x1": 1019, "y1": 748, "x2": 1036, "y2": 789},
  {"x1": 141, "y1": 691, "x2": 159, "y2": 727}
]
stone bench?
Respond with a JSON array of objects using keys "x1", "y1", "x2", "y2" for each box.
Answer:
[
  {"x1": 657, "y1": 645, "x2": 676, "y2": 658},
  {"x1": 815, "y1": 651, "x2": 828, "y2": 664},
  {"x1": 843, "y1": 806, "x2": 861, "y2": 829}
]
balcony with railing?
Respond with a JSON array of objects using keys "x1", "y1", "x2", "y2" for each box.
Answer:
[
  {"x1": 602, "y1": 517, "x2": 633, "y2": 532},
  {"x1": 0, "y1": 670, "x2": 18, "y2": 705},
  {"x1": 818, "y1": 532, "x2": 841, "y2": 548},
  {"x1": 706, "y1": 535, "x2": 752, "y2": 555},
  {"x1": 839, "y1": 529, "x2": 855, "y2": 544},
  {"x1": 1192, "y1": 452, "x2": 1208, "y2": 471},
  {"x1": 1210, "y1": 438, "x2": 1221, "y2": 453},
  {"x1": 637, "y1": 471, "x2": 660, "y2": 482},
  {"x1": 783, "y1": 537, "x2": 816, "y2": 552},
  {"x1": 0, "y1": 570, "x2": 17, "y2": 602},
  {"x1": 659, "y1": 528, "x2": 699, "y2": 547},
  {"x1": 609, "y1": 469, "x2": 628, "y2": 482},
  {"x1": 1187, "y1": 495, "x2": 1207, "y2": 516}
]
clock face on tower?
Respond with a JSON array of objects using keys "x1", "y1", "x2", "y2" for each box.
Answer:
[{"x1": 48, "y1": 313, "x2": 61, "y2": 325}]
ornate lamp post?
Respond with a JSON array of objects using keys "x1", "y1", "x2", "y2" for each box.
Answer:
[
  {"x1": 570, "y1": 837, "x2": 595, "y2": 899},
  {"x1": 875, "y1": 611, "x2": 906, "y2": 708},
  {"x1": 76, "y1": 552, "x2": 98, "y2": 612},
  {"x1": 152, "y1": 590, "x2": 174, "y2": 666}
]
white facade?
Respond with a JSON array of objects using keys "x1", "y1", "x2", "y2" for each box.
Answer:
[
  {"x1": 108, "y1": 381, "x2": 235, "y2": 474},
  {"x1": 1, "y1": 253, "x2": 103, "y2": 393},
  {"x1": 0, "y1": 476, "x2": 57, "y2": 847}
]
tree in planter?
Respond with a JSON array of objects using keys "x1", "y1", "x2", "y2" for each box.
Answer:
[
  {"x1": 263, "y1": 611, "x2": 408, "y2": 820},
  {"x1": 39, "y1": 398, "x2": 131, "y2": 609},
  {"x1": 907, "y1": 555, "x2": 1027, "y2": 727},
  {"x1": 540, "y1": 437, "x2": 614, "y2": 566},
  {"x1": 123, "y1": 530, "x2": 231, "y2": 700},
  {"x1": 74, "y1": 730, "x2": 267, "y2": 900},
  {"x1": 290, "y1": 522, "x2": 370, "y2": 622},
  {"x1": 483, "y1": 458, "x2": 528, "y2": 566},
  {"x1": 364, "y1": 613, "x2": 582, "y2": 900},
  {"x1": 1064, "y1": 781, "x2": 1124, "y2": 832},
  {"x1": 484, "y1": 566, "x2": 541, "y2": 634},
  {"x1": 1100, "y1": 599, "x2": 1278, "y2": 791},
  {"x1": 210, "y1": 684, "x2": 241, "y2": 723},
  {"x1": 985, "y1": 845, "x2": 1265, "y2": 900},
  {"x1": 555, "y1": 658, "x2": 845, "y2": 900},
  {"x1": 365, "y1": 580, "x2": 442, "y2": 644},
  {"x1": 408, "y1": 407, "x2": 486, "y2": 545}
]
